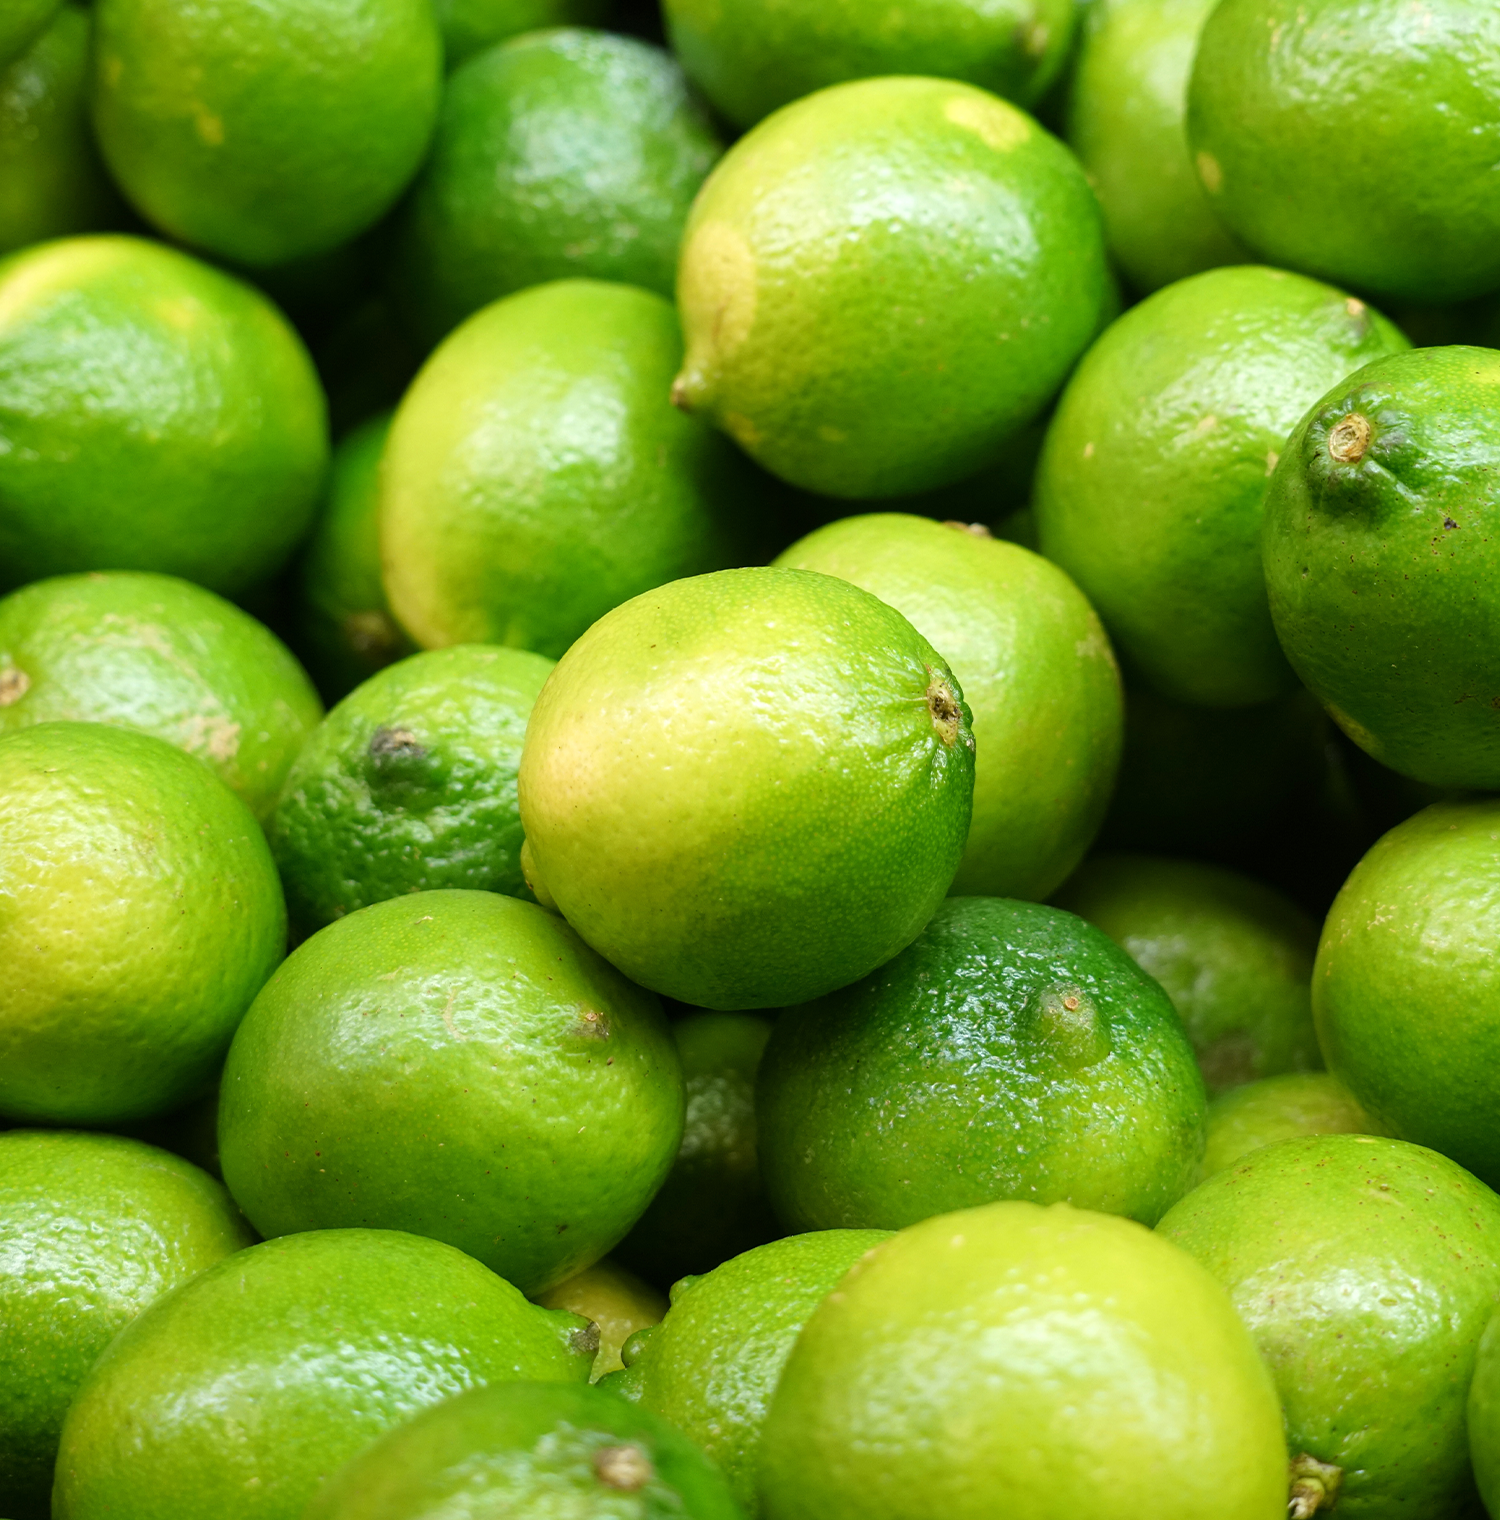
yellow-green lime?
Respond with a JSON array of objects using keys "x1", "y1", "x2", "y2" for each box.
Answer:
[
  {"x1": 434, "y1": 0, "x2": 610, "y2": 69},
  {"x1": 1199, "y1": 1072, "x2": 1380, "y2": 1182},
  {"x1": 534, "y1": 1260, "x2": 667, "y2": 1381},
  {"x1": 0, "y1": 0, "x2": 61, "y2": 68},
  {"x1": 1469, "y1": 1315, "x2": 1500, "y2": 1520}
]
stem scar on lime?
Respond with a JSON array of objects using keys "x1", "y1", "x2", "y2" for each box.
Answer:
[
  {"x1": 1327, "y1": 413, "x2": 1372, "y2": 464},
  {"x1": 925, "y1": 669, "x2": 970, "y2": 749},
  {"x1": 1288, "y1": 1451, "x2": 1343, "y2": 1517}
]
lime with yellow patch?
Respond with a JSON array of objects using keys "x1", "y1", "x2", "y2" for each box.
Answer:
[
  {"x1": 1199, "y1": 1072, "x2": 1380, "y2": 1182},
  {"x1": 534, "y1": 1260, "x2": 667, "y2": 1381}
]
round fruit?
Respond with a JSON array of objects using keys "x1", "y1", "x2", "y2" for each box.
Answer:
[
  {"x1": 1159, "y1": 1135, "x2": 1500, "y2": 1518},
  {"x1": 91, "y1": 0, "x2": 442, "y2": 266},
  {"x1": 391, "y1": 29, "x2": 721, "y2": 345},
  {"x1": 0, "y1": 0, "x2": 61, "y2": 68},
  {"x1": 219, "y1": 890, "x2": 683, "y2": 1296},
  {"x1": 760, "y1": 1202, "x2": 1287, "y2": 1520},
  {"x1": 1469, "y1": 1314, "x2": 1500, "y2": 1519},
  {"x1": 673, "y1": 75, "x2": 1110, "y2": 499},
  {"x1": 1200, "y1": 1072, "x2": 1379, "y2": 1181},
  {"x1": 434, "y1": 0, "x2": 610, "y2": 69},
  {"x1": 381, "y1": 280, "x2": 753, "y2": 658},
  {"x1": 0, "y1": 723, "x2": 284, "y2": 1125},
  {"x1": 52, "y1": 1229, "x2": 594, "y2": 1520},
  {"x1": 1263, "y1": 345, "x2": 1500, "y2": 789},
  {"x1": 268, "y1": 645, "x2": 553, "y2": 930},
  {"x1": 534, "y1": 1260, "x2": 667, "y2": 1381},
  {"x1": 0, "y1": 235, "x2": 328, "y2": 597},
  {"x1": 1034, "y1": 265, "x2": 1408, "y2": 708},
  {"x1": 518, "y1": 566, "x2": 976, "y2": 1010},
  {"x1": 0, "y1": 1131, "x2": 253, "y2": 1520}
]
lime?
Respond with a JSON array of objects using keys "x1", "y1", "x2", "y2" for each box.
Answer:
[
  {"x1": 390, "y1": 29, "x2": 721, "y2": 346},
  {"x1": 776, "y1": 513, "x2": 1122, "y2": 900},
  {"x1": 0, "y1": 723, "x2": 284, "y2": 1126},
  {"x1": 219, "y1": 890, "x2": 683, "y2": 1296},
  {"x1": 381, "y1": 280, "x2": 754, "y2": 659},
  {"x1": 518, "y1": 567, "x2": 976, "y2": 1010},
  {"x1": 1034, "y1": 266, "x2": 1408, "y2": 707},
  {"x1": 53, "y1": 1228, "x2": 593, "y2": 1520},
  {"x1": 1159, "y1": 1135, "x2": 1500, "y2": 1518},
  {"x1": 0, "y1": 1131, "x2": 253, "y2": 1520},
  {"x1": 435, "y1": 0, "x2": 611, "y2": 69},
  {"x1": 606, "y1": 1230, "x2": 889, "y2": 1512},
  {"x1": 92, "y1": 0, "x2": 441, "y2": 267},
  {"x1": 1199, "y1": 1072, "x2": 1380, "y2": 1182},
  {"x1": 0, "y1": 235, "x2": 328, "y2": 597},
  {"x1": 1469, "y1": 1315, "x2": 1500, "y2": 1520},
  {"x1": 268, "y1": 645, "x2": 553, "y2": 931},
  {"x1": 1189, "y1": 0, "x2": 1500, "y2": 304},
  {"x1": 673, "y1": 76, "x2": 1111, "y2": 499},
  {"x1": 535, "y1": 1259, "x2": 667, "y2": 1381},
  {"x1": 761, "y1": 1202, "x2": 1287, "y2": 1519},
  {"x1": 0, "y1": 0, "x2": 61, "y2": 68}
]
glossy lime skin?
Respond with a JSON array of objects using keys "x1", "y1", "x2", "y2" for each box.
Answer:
[
  {"x1": 0, "y1": 572, "x2": 322, "y2": 820},
  {"x1": 1200, "y1": 1072, "x2": 1379, "y2": 1182},
  {"x1": 0, "y1": 236, "x2": 328, "y2": 597},
  {"x1": 777, "y1": 513, "x2": 1122, "y2": 900},
  {"x1": 0, "y1": 723, "x2": 285, "y2": 1125},
  {"x1": 92, "y1": 0, "x2": 442, "y2": 266},
  {"x1": 1160, "y1": 1135, "x2": 1500, "y2": 1518},
  {"x1": 382, "y1": 280, "x2": 753, "y2": 659},
  {"x1": 0, "y1": 1131, "x2": 253, "y2": 1520},
  {"x1": 1035, "y1": 266, "x2": 1408, "y2": 708},
  {"x1": 758, "y1": 898, "x2": 1205, "y2": 1232},
  {"x1": 1263, "y1": 346, "x2": 1500, "y2": 789},
  {"x1": 1313, "y1": 799, "x2": 1500, "y2": 1188},
  {"x1": 53, "y1": 1229, "x2": 593, "y2": 1520},
  {"x1": 606, "y1": 1230, "x2": 889, "y2": 1513},
  {"x1": 534, "y1": 1259, "x2": 667, "y2": 1381},
  {"x1": 1469, "y1": 1314, "x2": 1500, "y2": 1518},
  {"x1": 391, "y1": 29, "x2": 720, "y2": 345},
  {"x1": 434, "y1": 0, "x2": 609, "y2": 68},
  {"x1": 269, "y1": 645, "x2": 554, "y2": 931},
  {"x1": 519, "y1": 567, "x2": 976, "y2": 1010},
  {"x1": 1189, "y1": 0, "x2": 1500, "y2": 304},
  {"x1": 674, "y1": 76, "x2": 1110, "y2": 500},
  {"x1": 219, "y1": 891, "x2": 684, "y2": 1296},
  {"x1": 761, "y1": 1202, "x2": 1287, "y2": 1520}
]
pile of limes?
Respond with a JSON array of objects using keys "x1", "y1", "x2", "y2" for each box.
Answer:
[{"x1": 5, "y1": 0, "x2": 1500, "y2": 1517}]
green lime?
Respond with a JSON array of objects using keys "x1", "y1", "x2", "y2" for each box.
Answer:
[
  {"x1": 1159, "y1": 1135, "x2": 1500, "y2": 1517},
  {"x1": 1469, "y1": 1315, "x2": 1500, "y2": 1519},
  {"x1": 0, "y1": 235, "x2": 328, "y2": 597},
  {"x1": 0, "y1": 0, "x2": 61, "y2": 68},
  {"x1": 91, "y1": 0, "x2": 442, "y2": 267},
  {"x1": 268, "y1": 645, "x2": 553, "y2": 931},
  {"x1": 1199, "y1": 1072, "x2": 1380, "y2": 1182},
  {"x1": 219, "y1": 890, "x2": 683, "y2": 1296},
  {"x1": 534, "y1": 1259, "x2": 667, "y2": 1381},
  {"x1": 518, "y1": 567, "x2": 976, "y2": 1010},
  {"x1": 758, "y1": 897, "x2": 1205, "y2": 1232},
  {"x1": 435, "y1": 0, "x2": 611, "y2": 69},
  {"x1": 615, "y1": 1012, "x2": 779, "y2": 1289},
  {"x1": 776, "y1": 513, "x2": 1122, "y2": 900},
  {"x1": 53, "y1": 1228, "x2": 594, "y2": 1520},
  {"x1": 673, "y1": 76, "x2": 1110, "y2": 499},
  {"x1": 0, "y1": 722, "x2": 285, "y2": 1126},
  {"x1": 605, "y1": 1230, "x2": 889, "y2": 1512},
  {"x1": 1188, "y1": 0, "x2": 1500, "y2": 304},
  {"x1": 760, "y1": 1202, "x2": 1287, "y2": 1520},
  {"x1": 1034, "y1": 266, "x2": 1408, "y2": 708},
  {"x1": 390, "y1": 29, "x2": 721, "y2": 346},
  {"x1": 381, "y1": 279, "x2": 754, "y2": 659},
  {"x1": 0, "y1": 1131, "x2": 253, "y2": 1520},
  {"x1": 0, "y1": 571, "x2": 322, "y2": 821},
  {"x1": 1263, "y1": 346, "x2": 1500, "y2": 788}
]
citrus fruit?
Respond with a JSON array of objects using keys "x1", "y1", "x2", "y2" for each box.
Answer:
[
  {"x1": 663, "y1": 0, "x2": 1077, "y2": 130},
  {"x1": 1188, "y1": 0, "x2": 1500, "y2": 304},
  {"x1": 606, "y1": 1230, "x2": 890, "y2": 1511},
  {"x1": 1159, "y1": 1134, "x2": 1500, "y2": 1518},
  {"x1": 91, "y1": 0, "x2": 442, "y2": 267},
  {"x1": 672, "y1": 76, "x2": 1111, "y2": 499},
  {"x1": 52, "y1": 1228, "x2": 594, "y2": 1520},
  {"x1": 616, "y1": 1012, "x2": 779, "y2": 1288},
  {"x1": 0, "y1": 722, "x2": 285, "y2": 1125},
  {"x1": 757, "y1": 897, "x2": 1205, "y2": 1232},
  {"x1": 1199, "y1": 1072, "x2": 1380, "y2": 1182},
  {"x1": 1311, "y1": 798, "x2": 1500, "y2": 1189},
  {"x1": 1033, "y1": 265, "x2": 1408, "y2": 707},
  {"x1": 0, "y1": 1130, "x2": 253, "y2": 1520},
  {"x1": 760, "y1": 1202, "x2": 1287, "y2": 1520},
  {"x1": 268, "y1": 644, "x2": 553, "y2": 931},
  {"x1": 390, "y1": 29, "x2": 721, "y2": 345},
  {"x1": 218, "y1": 889, "x2": 684, "y2": 1296},
  {"x1": 303, "y1": 1380, "x2": 744, "y2": 1520},
  {"x1": 1262, "y1": 345, "x2": 1500, "y2": 789},
  {"x1": 0, "y1": 0, "x2": 61, "y2": 68},
  {"x1": 435, "y1": 0, "x2": 611, "y2": 69},
  {"x1": 381, "y1": 280, "x2": 754, "y2": 659},
  {"x1": 0, "y1": 235, "x2": 328, "y2": 597},
  {"x1": 535, "y1": 1259, "x2": 667, "y2": 1381},
  {"x1": 0, "y1": 571, "x2": 322, "y2": 821},
  {"x1": 775, "y1": 513, "x2": 1122, "y2": 900},
  {"x1": 517, "y1": 566, "x2": 976, "y2": 1010},
  {"x1": 1469, "y1": 1315, "x2": 1500, "y2": 1519},
  {"x1": 1064, "y1": 0, "x2": 1244, "y2": 293}
]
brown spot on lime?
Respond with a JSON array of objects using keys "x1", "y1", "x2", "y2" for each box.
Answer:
[
  {"x1": 570, "y1": 1321, "x2": 600, "y2": 1356},
  {"x1": 595, "y1": 1444, "x2": 653, "y2": 1492},
  {"x1": 942, "y1": 520, "x2": 992, "y2": 538},
  {"x1": 924, "y1": 669, "x2": 965, "y2": 748},
  {"x1": 1288, "y1": 1453, "x2": 1343, "y2": 1517},
  {"x1": 0, "y1": 667, "x2": 30, "y2": 706},
  {"x1": 1328, "y1": 413, "x2": 1372, "y2": 465},
  {"x1": 1444, "y1": 517, "x2": 1459, "y2": 530},
  {"x1": 370, "y1": 726, "x2": 424, "y2": 760},
  {"x1": 574, "y1": 1007, "x2": 611, "y2": 1041}
]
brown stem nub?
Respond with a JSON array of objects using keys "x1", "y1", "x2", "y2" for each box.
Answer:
[
  {"x1": 1327, "y1": 413, "x2": 1372, "y2": 465},
  {"x1": 924, "y1": 669, "x2": 963, "y2": 748},
  {"x1": 1288, "y1": 1453, "x2": 1343, "y2": 1517},
  {"x1": 0, "y1": 666, "x2": 30, "y2": 706}
]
